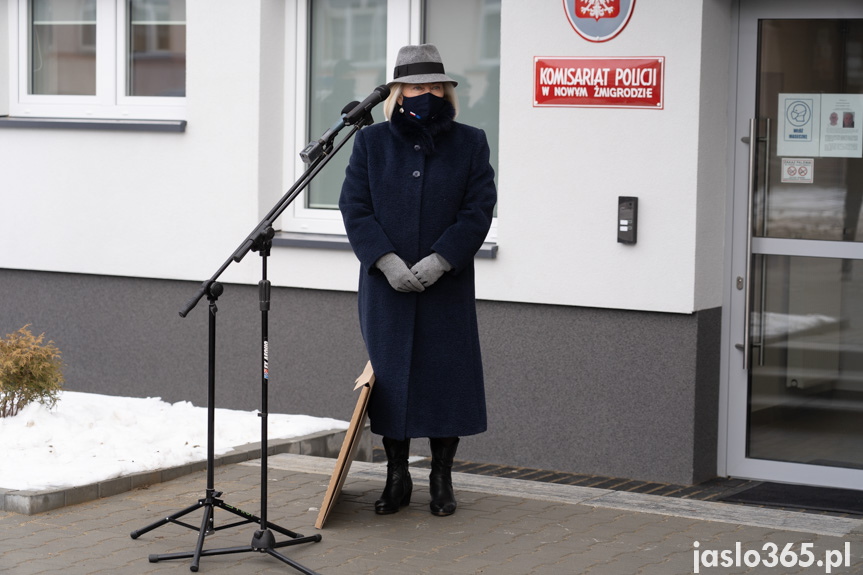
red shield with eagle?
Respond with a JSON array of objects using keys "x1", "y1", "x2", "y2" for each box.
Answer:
[
  {"x1": 576, "y1": 0, "x2": 619, "y2": 21},
  {"x1": 563, "y1": 0, "x2": 635, "y2": 42}
]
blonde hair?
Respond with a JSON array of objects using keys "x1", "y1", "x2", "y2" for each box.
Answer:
[{"x1": 384, "y1": 82, "x2": 459, "y2": 121}]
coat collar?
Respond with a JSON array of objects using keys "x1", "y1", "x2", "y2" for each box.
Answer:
[{"x1": 388, "y1": 100, "x2": 455, "y2": 155}]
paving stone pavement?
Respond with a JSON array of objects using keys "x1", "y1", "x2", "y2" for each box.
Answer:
[{"x1": 2, "y1": 454, "x2": 863, "y2": 575}]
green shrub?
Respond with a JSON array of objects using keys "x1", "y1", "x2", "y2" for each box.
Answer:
[{"x1": 0, "y1": 325, "x2": 64, "y2": 418}]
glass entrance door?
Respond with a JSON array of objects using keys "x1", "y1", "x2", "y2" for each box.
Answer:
[{"x1": 726, "y1": 1, "x2": 863, "y2": 489}]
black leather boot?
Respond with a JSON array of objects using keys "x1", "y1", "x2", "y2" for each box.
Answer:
[
  {"x1": 375, "y1": 437, "x2": 412, "y2": 514},
  {"x1": 429, "y1": 437, "x2": 459, "y2": 516}
]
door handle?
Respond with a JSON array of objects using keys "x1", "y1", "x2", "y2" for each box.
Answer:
[
  {"x1": 755, "y1": 119, "x2": 770, "y2": 367},
  {"x1": 742, "y1": 118, "x2": 756, "y2": 370}
]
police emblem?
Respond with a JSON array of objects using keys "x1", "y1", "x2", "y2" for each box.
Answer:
[{"x1": 563, "y1": 0, "x2": 636, "y2": 43}]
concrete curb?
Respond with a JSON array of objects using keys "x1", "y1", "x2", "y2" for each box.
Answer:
[
  {"x1": 1, "y1": 426, "x2": 369, "y2": 515},
  {"x1": 256, "y1": 453, "x2": 863, "y2": 539}
]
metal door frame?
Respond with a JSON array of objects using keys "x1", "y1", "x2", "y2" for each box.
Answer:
[{"x1": 720, "y1": 0, "x2": 863, "y2": 489}]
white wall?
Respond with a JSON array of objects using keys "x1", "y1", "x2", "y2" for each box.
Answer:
[
  {"x1": 694, "y1": 0, "x2": 733, "y2": 311},
  {"x1": 0, "y1": 0, "x2": 728, "y2": 315},
  {"x1": 0, "y1": 0, "x2": 7, "y2": 116},
  {"x1": 0, "y1": 0, "x2": 266, "y2": 287},
  {"x1": 487, "y1": 0, "x2": 716, "y2": 314},
  {"x1": 267, "y1": 0, "x2": 726, "y2": 314},
  {"x1": 257, "y1": 0, "x2": 286, "y2": 224}
]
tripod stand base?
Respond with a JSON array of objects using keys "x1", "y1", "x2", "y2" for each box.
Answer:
[
  {"x1": 130, "y1": 491, "x2": 258, "y2": 540},
  {"x1": 134, "y1": 491, "x2": 321, "y2": 573},
  {"x1": 149, "y1": 528, "x2": 322, "y2": 574}
]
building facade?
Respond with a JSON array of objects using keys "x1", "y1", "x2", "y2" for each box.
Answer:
[{"x1": 2, "y1": 0, "x2": 862, "y2": 489}]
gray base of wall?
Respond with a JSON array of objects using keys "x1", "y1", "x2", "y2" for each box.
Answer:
[{"x1": 0, "y1": 269, "x2": 720, "y2": 485}]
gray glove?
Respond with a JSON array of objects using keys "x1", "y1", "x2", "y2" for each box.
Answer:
[
  {"x1": 375, "y1": 252, "x2": 425, "y2": 293},
  {"x1": 410, "y1": 253, "x2": 452, "y2": 288}
]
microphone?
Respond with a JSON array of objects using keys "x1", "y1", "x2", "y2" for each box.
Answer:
[
  {"x1": 299, "y1": 101, "x2": 359, "y2": 164},
  {"x1": 343, "y1": 85, "x2": 390, "y2": 126}
]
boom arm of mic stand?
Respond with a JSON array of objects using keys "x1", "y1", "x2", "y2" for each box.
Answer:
[
  {"x1": 178, "y1": 163, "x2": 319, "y2": 318},
  {"x1": 230, "y1": 121, "x2": 364, "y2": 263},
  {"x1": 178, "y1": 120, "x2": 368, "y2": 318}
]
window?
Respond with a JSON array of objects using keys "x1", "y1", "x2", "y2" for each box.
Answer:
[
  {"x1": 9, "y1": 0, "x2": 185, "y2": 120},
  {"x1": 283, "y1": 0, "x2": 500, "y2": 237},
  {"x1": 425, "y1": 0, "x2": 500, "y2": 200},
  {"x1": 128, "y1": 0, "x2": 186, "y2": 97},
  {"x1": 30, "y1": 0, "x2": 97, "y2": 95},
  {"x1": 307, "y1": 0, "x2": 387, "y2": 210}
]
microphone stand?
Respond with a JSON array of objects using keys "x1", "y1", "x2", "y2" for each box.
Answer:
[{"x1": 131, "y1": 107, "x2": 375, "y2": 574}]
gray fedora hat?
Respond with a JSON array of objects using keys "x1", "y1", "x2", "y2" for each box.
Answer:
[{"x1": 389, "y1": 44, "x2": 458, "y2": 87}]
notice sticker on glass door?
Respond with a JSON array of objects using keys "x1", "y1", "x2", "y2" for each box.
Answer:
[
  {"x1": 780, "y1": 158, "x2": 814, "y2": 184},
  {"x1": 819, "y1": 94, "x2": 863, "y2": 158},
  {"x1": 777, "y1": 94, "x2": 820, "y2": 157}
]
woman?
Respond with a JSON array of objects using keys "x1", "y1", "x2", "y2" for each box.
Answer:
[{"x1": 339, "y1": 44, "x2": 496, "y2": 517}]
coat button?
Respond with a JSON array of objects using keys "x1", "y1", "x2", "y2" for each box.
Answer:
[
  {"x1": 414, "y1": 144, "x2": 421, "y2": 151},
  {"x1": 412, "y1": 170, "x2": 421, "y2": 178}
]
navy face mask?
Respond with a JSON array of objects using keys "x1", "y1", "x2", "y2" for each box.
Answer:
[{"x1": 401, "y1": 92, "x2": 446, "y2": 124}]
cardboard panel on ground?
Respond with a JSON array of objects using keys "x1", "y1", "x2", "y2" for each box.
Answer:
[{"x1": 316, "y1": 361, "x2": 375, "y2": 529}]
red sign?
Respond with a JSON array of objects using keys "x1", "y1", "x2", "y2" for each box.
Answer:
[{"x1": 534, "y1": 57, "x2": 664, "y2": 109}]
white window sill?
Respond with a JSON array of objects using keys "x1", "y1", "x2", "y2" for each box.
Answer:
[
  {"x1": 273, "y1": 231, "x2": 498, "y2": 259},
  {"x1": 0, "y1": 116, "x2": 186, "y2": 132}
]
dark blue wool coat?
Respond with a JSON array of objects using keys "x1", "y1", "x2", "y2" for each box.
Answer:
[{"x1": 339, "y1": 111, "x2": 496, "y2": 440}]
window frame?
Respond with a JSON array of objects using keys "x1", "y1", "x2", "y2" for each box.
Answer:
[
  {"x1": 8, "y1": 0, "x2": 185, "y2": 121},
  {"x1": 280, "y1": 0, "x2": 497, "y2": 242}
]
